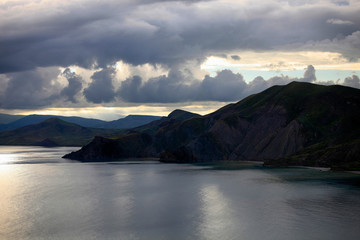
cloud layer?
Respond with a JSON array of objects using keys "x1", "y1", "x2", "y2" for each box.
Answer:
[
  {"x1": 114, "y1": 65, "x2": 353, "y2": 103},
  {"x1": 1, "y1": 0, "x2": 359, "y2": 73},
  {"x1": 0, "y1": 0, "x2": 359, "y2": 111},
  {"x1": 0, "y1": 63, "x2": 358, "y2": 110}
]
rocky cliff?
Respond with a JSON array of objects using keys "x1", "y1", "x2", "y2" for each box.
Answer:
[{"x1": 63, "y1": 82, "x2": 360, "y2": 170}]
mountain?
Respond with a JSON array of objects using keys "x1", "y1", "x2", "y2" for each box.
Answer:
[
  {"x1": 63, "y1": 109, "x2": 201, "y2": 160},
  {"x1": 63, "y1": 82, "x2": 360, "y2": 170},
  {"x1": 0, "y1": 114, "x2": 161, "y2": 132},
  {"x1": 0, "y1": 118, "x2": 122, "y2": 146},
  {"x1": 0, "y1": 113, "x2": 24, "y2": 124},
  {"x1": 0, "y1": 115, "x2": 107, "y2": 132},
  {"x1": 129, "y1": 109, "x2": 201, "y2": 134},
  {"x1": 96, "y1": 115, "x2": 161, "y2": 129}
]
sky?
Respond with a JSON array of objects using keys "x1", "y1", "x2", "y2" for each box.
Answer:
[{"x1": 0, "y1": 0, "x2": 359, "y2": 120}]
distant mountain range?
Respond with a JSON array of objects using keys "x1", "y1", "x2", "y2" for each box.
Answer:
[
  {"x1": 0, "y1": 114, "x2": 161, "y2": 132},
  {"x1": 0, "y1": 118, "x2": 123, "y2": 146},
  {"x1": 0, "y1": 113, "x2": 25, "y2": 124},
  {"x1": 64, "y1": 82, "x2": 360, "y2": 170}
]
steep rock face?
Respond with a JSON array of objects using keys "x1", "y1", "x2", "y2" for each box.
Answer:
[
  {"x1": 163, "y1": 104, "x2": 305, "y2": 162},
  {"x1": 64, "y1": 82, "x2": 360, "y2": 169},
  {"x1": 65, "y1": 96, "x2": 307, "y2": 162}
]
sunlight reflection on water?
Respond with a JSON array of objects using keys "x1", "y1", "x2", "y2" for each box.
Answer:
[
  {"x1": 0, "y1": 153, "x2": 15, "y2": 164},
  {"x1": 0, "y1": 146, "x2": 360, "y2": 240}
]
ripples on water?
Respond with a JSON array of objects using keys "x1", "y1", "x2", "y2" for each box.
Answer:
[{"x1": 1, "y1": 146, "x2": 360, "y2": 240}]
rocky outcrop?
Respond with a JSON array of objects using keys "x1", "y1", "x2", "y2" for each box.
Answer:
[{"x1": 63, "y1": 133, "x2": 152, "y2": 161}]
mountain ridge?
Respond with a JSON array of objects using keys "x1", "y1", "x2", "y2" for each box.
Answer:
[
  {"x1": 0, "y1": 113, "x2": 25, "y2": 124},
  {"x1": 0, "y1": 118, "x2": 123, "y2": 146},
  {"x1": 0, "y1": 114, "x2": 161, "y2": 132},
  {"x1": 63, "y1": 82, "x2": 360, "y2": 170}
]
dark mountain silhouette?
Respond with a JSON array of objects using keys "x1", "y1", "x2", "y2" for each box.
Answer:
[
  {"x1": 0, "y1": 114, "x2": 161, "y2": 132},
  {"x1": 0, "y1": 118, "x2": 122, "y2": 146},
  {"x1": 63, "y1": 109, "x2": 201, "y2": 160},
  {"x1": 0, "y1": 115, "x2": 106, "y2": 132},
  {"x1": 95, "y1": 115, "x2": 161, "y2": 129},
  {"x1": 64, "y1": 82, "x2": 360, "y2": 170}
]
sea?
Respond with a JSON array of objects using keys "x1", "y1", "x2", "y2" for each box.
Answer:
[{"x1": 1, "y1": 146, "x2": 360, "y2": 240}]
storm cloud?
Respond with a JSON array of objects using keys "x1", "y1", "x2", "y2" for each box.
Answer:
[
  {"x1": 61, "y1": 68, "x2": 83, "y2": 103},
  {"x1": 117, "y1": 65, "x2": 322, "y2": 103},
  {"x1": 118, "y1": 69, "x2": 248, "y2": 103},
  {"x1": 0, "y1": 0, "x2": 359, "y2": 113},
  {"x1": 83, "y1": 66, "x2": 116, "y2": 103},
  {"x1": 0, "y1": 0, "x2": 359, "y2": 73},
  {"x1": 0, "y1": 67, "x2": 62, "y2": 109}
]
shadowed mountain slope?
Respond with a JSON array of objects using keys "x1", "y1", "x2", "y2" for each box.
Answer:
[
  {"x1": 95, "y1": 115, "x2": 161, "y2": 129},
  {"x1": 63, "y1": 82, "x2": 360, "y2": 170}
]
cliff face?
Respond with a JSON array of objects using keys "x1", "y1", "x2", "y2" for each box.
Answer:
[
  {"x1": 188, "y1": 105, "x2": 305, "y2": 161},
  {"x1": 63, "y1": 82, "x2": 360, "y2": 169}
]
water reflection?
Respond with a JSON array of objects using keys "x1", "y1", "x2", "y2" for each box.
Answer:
[
  {"x1": 198, "y1": 184, "x2": 240, "y2": 239},
  {"x1": 0, "y1": 153, "x2": 15, "y2": 164},
  {"x1": 1, "y1": 146, "x2": 360, "y2": 240},
  {"x1": 1, "y1": 147, "x2": 72, "y2": 166}
]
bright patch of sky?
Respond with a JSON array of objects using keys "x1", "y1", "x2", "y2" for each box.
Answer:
[
  {"x1": 7, "y1": 103, "x2": 226, "y2": 121},
  {"x1": 201, "y1": 51, "x2": 360, "y2": 83},
  {"x1": 223, "y1": 70, "x2": 358, "y2": 84}
]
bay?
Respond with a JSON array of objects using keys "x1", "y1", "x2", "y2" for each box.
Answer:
[{"x1": 1, "y1": 146, "x2": 360, "y2": 240}]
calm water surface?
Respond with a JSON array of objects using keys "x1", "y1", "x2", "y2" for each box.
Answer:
[{"x1": 1, "y1": 146, "x2": 360, "y2": 240}]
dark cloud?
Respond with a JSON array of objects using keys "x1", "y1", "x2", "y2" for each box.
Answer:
[
  {"x1": 118, "y1": 70, "x2": 196, "y2": 103},
  {"x1": 231, "y1": 55, "x2": 241, "y2": 61},
  {"x1": 118, "y1": 69, "x2": 248, "y2": 103},
  {"x1": 0, "y1": 0, "x2": 359, "y2": 73},
  {"x1": 60, "y1": 68, "x2": 83, "y2": 103},
  {"x1": 198, "y1": 70, "x2": 247, "y2": 101},
  {"x1": 83, "y1": 67, "x2": 116, "y2": 103},
  {"x1": 117, "y1": 65, "x2": 321, "y2": 103},
  {"x1": 0, "y1": 68, "x2": 62, "y2": 109},
  {"x1": 245, "y1": 65, "x2": 317, "y2": 95},
  {"x1": 343, "y1": 75, "x2": 360, "y2": 89},
  {"x1": 0, "y1": 0, "x2": 359, "y2": 111},
  {"x1": 0, "y1": 63, "x2": 358, "y2": 110}
]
